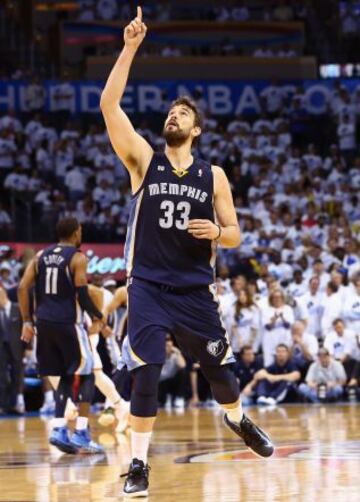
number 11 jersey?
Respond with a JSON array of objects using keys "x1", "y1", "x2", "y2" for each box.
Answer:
[
  {"x1": 125, "y1": 152, "x2": 216, "y2": 288},
  {"x1": 35, "y1": 244, "x2": 79, "y2": 323}
]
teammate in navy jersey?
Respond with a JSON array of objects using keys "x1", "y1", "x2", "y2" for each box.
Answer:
[
  {"x1": 101, "y1": 7, "x2": 274, "y2": 497},
  {"x1": 18, "y1": 217, "x2": 106, "y2": 454}
]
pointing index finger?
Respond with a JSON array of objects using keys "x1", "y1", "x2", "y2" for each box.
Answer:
[{"x1": 137, "y1": 6, "x2": 142, "y2": 21}]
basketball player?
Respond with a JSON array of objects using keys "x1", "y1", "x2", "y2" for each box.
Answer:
[
  {"x1": 86, "y1": 284, "x2": 129, "y2": 430},
  {"x1": 101, "y1": 285, "x2": 131, "y2": 433},
  {"x1": 101, "y1": 7, "x2": 274, "y2": 497},
  {"x1": 18, "y1": 217, "x2": 105, "y2": 454}
]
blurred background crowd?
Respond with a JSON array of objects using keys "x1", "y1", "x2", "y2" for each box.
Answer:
[{"x1": 0, "y1": 0, "x2": 360, "y2": 414}]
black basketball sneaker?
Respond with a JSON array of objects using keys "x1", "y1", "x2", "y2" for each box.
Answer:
[
  {"x1": 224, "y1": 413, "x2": 274, "y2": 458},
  {"x1": 121, "y1": 458, "x2": 150, "y2": 498}
]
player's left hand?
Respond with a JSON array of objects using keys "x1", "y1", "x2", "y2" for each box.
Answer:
[
  {"x1": 188, "y1": 219, "x2": 220, "y2": 240},
  {"x1": 21, "y1": 322, "x2": 35, "y2": 343}
]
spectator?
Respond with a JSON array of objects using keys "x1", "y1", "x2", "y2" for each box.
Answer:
[
  {"x1": 0, "y1": 262, "x2": 16, "y2": 290},
  {"x1": 320, "y1": 281, "x2": 342, "y2": 335},
  {"x1": 233, "y1": 345, "x2": 263, "y2": 405},
  {"x1": 298, "y1": 276, "x2": 323, "y2": 338},
  {"x1": 260, "y1": 289, "x2": 294, "y2": 366},
  {"x1": 0, "y1": 286, "x2": 25, "y2": 414},
  {"x1": 337, "y1": 114, "x2": 356, "y2": 164},
  {"x1": 158, "y1": 336, "x2": 186, "y2": 408},
  {"x1": 290, "y1": 320, "x2": 318, "y2": 375},
  {"x1": 260, "y1": 79, "x2": 285, "y2": 116},
  {"x1": 224, "y1": 288, "x2": 261, "y2": 357},
  {"x1": 24, "y1": 76, "x2": 46, "y2": 115},
  {"x1": 298, "y1": 348, "x2": 346, "y2": 403},
  {"x1": 324, "y1": 318, "x2": 358, "y2": 378},
  {"x1": 255, "y1": 344, "x2": 300, "y2": 405},
  {"x1": 52, "y1": 77, "x2": 75, "y2": 127}
]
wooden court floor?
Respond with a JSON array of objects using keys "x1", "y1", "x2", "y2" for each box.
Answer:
[{"x1": 0, "y1": 404, "x2": 359, "y2": 502}]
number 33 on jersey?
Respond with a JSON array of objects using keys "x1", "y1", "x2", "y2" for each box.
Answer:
[{"x1": 125, "y1": 152, "x2": 216, "y2": 288}]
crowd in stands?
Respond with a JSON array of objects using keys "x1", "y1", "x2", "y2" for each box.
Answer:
[
  {"x1": 76, "y1": 0, "x2": 307, "y2": 23},
  {"x1": 0, "y1": 73, "x2": 360, "y2": 411}
]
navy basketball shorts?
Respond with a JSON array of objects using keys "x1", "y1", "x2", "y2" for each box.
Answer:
[
  {"x1": 125, "y1": 277, "x2": 235, "y2": 371},
  {"x1": 36, "y1": 320, "x2": 93, "y2": 376}
]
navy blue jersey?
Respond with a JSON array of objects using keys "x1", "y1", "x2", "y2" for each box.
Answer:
[
  {"x1": 125, "y1": 152, "x2": 216, "y2": 287},
  {"x1": 35, "y1": 244, "x2": 79, "y2": 323}
]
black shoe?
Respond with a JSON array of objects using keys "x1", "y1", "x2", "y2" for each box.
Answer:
[
  {"x1": 224, "y1": 413, "x2": 274, "y2": 458},
  {"x1": 121, "y1": 458, "x2": 150, "y2": 498}
]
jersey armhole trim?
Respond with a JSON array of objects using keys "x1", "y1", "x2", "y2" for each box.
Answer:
[{"x1": 131, "y1": 151, "x2": 156, "y2": 199}]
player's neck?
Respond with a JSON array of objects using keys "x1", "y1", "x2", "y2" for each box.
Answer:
[
  {"x1": 58, "y1": 239, "x2": 76, "y2": 247},
  {"x1": 164, "y1": 144, "x2": 193, "y2": 171}
]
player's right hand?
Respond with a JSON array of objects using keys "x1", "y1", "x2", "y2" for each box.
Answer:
[
  {"x1": 124, "y1": 6, "x2": 147, "y2": 49},
  {"x1": 21, "y1": 322, "x2": 35, "y2": 343},
  {"x1": 101, "y1": 325, "x2": 113, "y2": 338}
]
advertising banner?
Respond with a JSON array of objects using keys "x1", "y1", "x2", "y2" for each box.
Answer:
[
  {"x1": 1, "y1": 78, "x2": 359, "y2": 116},
  {"x1": 0, "y1": 242, "x2": 126, "y2": 280}
]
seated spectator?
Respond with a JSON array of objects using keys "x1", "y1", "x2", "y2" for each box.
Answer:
[
  {"x1": 324, "y1": 318, "x2": 357, "y2": 379},
  {"x1": 224, "y1": 288, "x2": 261, "y2": 357},
  {"x1": 254, "y1": 344, "x2": 300, "y2": 405},
  {"x1": 158, "y1": 336, "x2": 186, "y2": 408},
  {"x1": 290, "y1": 321, "x2": 318, "y2": 376},
  {"x1": 233, "y1": 345, "x2": 263, "y2": 405},
  {"x1": 260, "y1": 289, "x2": 294, "y2": 366},
  {"x1": 298, "y1": 348, "x2": 346, "y2": 403}
]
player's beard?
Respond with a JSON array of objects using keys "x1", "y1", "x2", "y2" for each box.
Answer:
[{"x1": 162, "y1": 125, "x2": 190, "y2": 147}]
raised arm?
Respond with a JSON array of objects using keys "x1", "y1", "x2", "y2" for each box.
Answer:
[{"x1": 100, "y1": 6, "x2": 153, "y2": 191}]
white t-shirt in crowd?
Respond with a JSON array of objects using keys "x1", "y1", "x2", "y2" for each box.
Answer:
[
  {"x1": 342, "y1": 288, "x2": 360, "y2": 334},
  {"x1": 320, "y1": 293, "x2": 343, "y2": 335},
  {"x1": 298, "y1": 291, "x2": 323, "y2": 338},
  {"x1": 260, "y1": 304, "x2": 294, "y2": 366},
  {"x1": 324, "y1": 329, "x2": 356, "y2": 360},
  {"x1": 224, "y1": 305, "x2": 261, "y2": 353}
]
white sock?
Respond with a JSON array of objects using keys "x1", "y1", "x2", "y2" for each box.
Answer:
[
  {"x1": 131, "y1": 430, "x2": 152, "y2": 464},
  {"x1": 223, "y1": 401, "x2": 243, "y2": 424},
  {"x1": 17, "y1": 394, "x2": 24, "y2": 405},
  {"x1": 52, "y1": 417, "x2": 66, "y2": 429},
  {"x1": 44, "y1": 390, "x2": 54, "y2": 404},
  {"x1": 76, "y1": 416, "x2": 89, "y2": 430},
  {"x1": 94, "y1": 370, "x2": 121, "y2": 406}
]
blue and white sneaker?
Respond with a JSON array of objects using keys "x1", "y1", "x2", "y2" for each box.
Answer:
[
  {"x1": 50, "y1": 426, "x2": 78, "y2": 454},
  {"x1": 70, "y1": 428, "x2": 105, "y2": 454}
]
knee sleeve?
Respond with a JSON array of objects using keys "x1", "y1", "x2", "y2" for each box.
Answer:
[
  {"x1": 113, "y1": 367, "x2": 132, "y2": 402},
  {"x1": 55, "y1": 375, "x2": 74, "y2": 418},
  {"x1": 78, "y1": 374, "x2": 95, "y2": 403},
  {"x1": 200, "y1": 364, "x2": 240, "y2": 405},
  {"x1": 131, "y1": 364, "x2": 162, "y2": 417}
]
